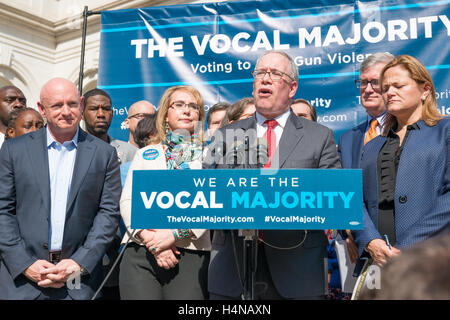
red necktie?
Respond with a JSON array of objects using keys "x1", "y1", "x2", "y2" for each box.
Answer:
[
  {"x1": 264, "y1": 119, "x2": 278, "y2": 168},
  {"x1": 260, "y1": 119, "x2": 277, "y2": 243},
  {"x1": 364, "y1": 119, "x2": 379, "y2": 145}
]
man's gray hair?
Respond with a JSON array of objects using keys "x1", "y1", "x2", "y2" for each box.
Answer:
[
  {"x1": 360, "y1": 52, "x2": 395, "y2": 73},
  {"x1": 255, "y1": 50, "x2": 299, "y2": 81}
]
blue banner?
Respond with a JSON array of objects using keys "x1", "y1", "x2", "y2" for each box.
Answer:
[
  {"x1": 98, "y1": 0, "x2": 450, "y2": 142},
  {"x1": 130, "y1": 169, "x2": 363, "y2": 229}
]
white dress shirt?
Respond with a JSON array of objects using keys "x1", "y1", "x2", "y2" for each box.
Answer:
[
  {"x1": 47, "y1": 127, "x2": 79, "y2": 251},
  {"x1": 255, "y1": 109, "x2": 291, "y2": 143},
  {"x1": 0, "y1": 132, "x2": 4, "y2": 149},
  {"x1": 365, "y1": 112, "x2": 386, "y2": 136}
]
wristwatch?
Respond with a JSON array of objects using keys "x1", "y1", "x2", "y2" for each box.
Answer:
[
  {"x1": 135, "y1": 230, "x2": 144, "y2": 242},
  {"x1": 80, "y1": 267, "x2": 88, "y2": 276}
]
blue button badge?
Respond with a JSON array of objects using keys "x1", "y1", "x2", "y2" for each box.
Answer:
[{"x1": 142, "y1": 149, "x2": 159, "y2": 160}]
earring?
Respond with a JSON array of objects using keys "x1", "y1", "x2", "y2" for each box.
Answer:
[{"x1": 165, "y1": 120, "x2": 170, "y2": 134}]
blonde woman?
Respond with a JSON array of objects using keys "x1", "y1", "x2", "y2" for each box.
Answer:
[{"x1": 119, "y1": 86, "x2": 210, "y2": 299}]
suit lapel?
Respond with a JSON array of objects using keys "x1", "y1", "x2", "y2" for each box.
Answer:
[
  {"x1": 26, "y1": 128, "x2": 50, "y2": 216},
  {"x1": 236, "y1": 115, "x2": 257, "y2": 131},
  {"x1": 362, "y1": 135, "x2": 386, "y2": 167},
  {"x1": 277, "y1": 113, "x2": 303, "y2": 168},
  {"x1": 352, "y1": 121, "x2": 366, "y2": 168},
  {"x1": 236, "y1": 116, "x2": 259, "y2": 169},
  {"x1": 66, "y1": 129, "x2": 96, "y2": 217}
]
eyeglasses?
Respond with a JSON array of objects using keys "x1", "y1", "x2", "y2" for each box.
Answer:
[
  {"x1": 355, "y1": 79, "x2": 380, "y2": 90},
  {"x1": 128, "y1": 113, "x2": 151, "y2": 120},
  {"x1": 251, "y1": 69, "x2": 294, "y2": 81},
  {"x1": 169, "y1": 101, "x2": 200, "y2": 112}
]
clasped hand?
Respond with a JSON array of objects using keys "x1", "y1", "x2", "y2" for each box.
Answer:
[
  {"x1": 23, "y1": 259, "x2": 83, "y2": 289},
  {"x1": 139, "y1": 229, "x2": 180, "y2": 270}
]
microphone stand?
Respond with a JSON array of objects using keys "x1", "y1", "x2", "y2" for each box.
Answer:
[{"x1": 239, "y1": 136, "x2": 258, "y2": 300}]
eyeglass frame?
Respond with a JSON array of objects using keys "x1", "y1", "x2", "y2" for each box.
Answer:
[
  {"x1": 169, "y1": 100, "x2": 201, "y2": 112},
  {"x1": 127, "y1": 112, "x2": 152, "y2": 120},
  {"x1": 355, "y1": 79, "x2": 381, "y2": 90},
  {"x1": 251, "y1": 68, "x2": 295, "y2": 82}
]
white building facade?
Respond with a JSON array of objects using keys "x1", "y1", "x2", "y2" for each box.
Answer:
[{"x1": 0, "y1": 0, "x2": 218, "y2": 106}]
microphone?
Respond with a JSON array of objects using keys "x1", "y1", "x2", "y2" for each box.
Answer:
[
  {"x1": 226, "y1": 137, "x2": 245, "y2": 168},
  {"x1": 203, "y1": 139, "x2": 226, "y2": 168},
  {"x1": 254, "y1": 137, "x2": 269, "y2": 168},
  {"x1": 212, "y1": 141, "x2": 227, "y2": 165},
  {"x1": 244, "y1": 136, "x2": 250, "y2": 168},
  {"x1": 224, "y1": 137, "x2": 269, "y2": 168}
]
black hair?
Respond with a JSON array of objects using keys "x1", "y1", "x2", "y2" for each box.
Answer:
[
  {"x1": 221, "y1": 97, "x2": 254, "y2": 127},
  {"x1": 206, "y1": 102, "x2": 231, "y2": 127},
  {"x1": 292, "y1": 98, "x2": 317, "y2": 122},
  {"x1": 5, "y1": 107, "x2": 43, "y2": 140},
  {"x1": 83, "y1": 88, "x2": 112, "y2": 104},
  {"x1": 133, "y1": 113, "x2": 158, "y2": 148}
]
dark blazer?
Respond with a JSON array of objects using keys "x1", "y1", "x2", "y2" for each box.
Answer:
[
  {"x1": 337, "y1": 120, "x2": 370, "y2": 276},
  {"x1": 0, "y1": 127, "x2": 121, "y2": 300},
  {"x1": 207, "y1": 112, "x2": 341, "y2": 298},
  {"x1": 338, "y1": 120, "x2": 367, "y2": 169},
  {"x1": 353, "y1": 118, "x2": 450, "y2": 257}
]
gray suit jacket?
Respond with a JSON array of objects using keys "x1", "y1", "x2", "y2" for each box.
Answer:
[
  {"x1": 109, "y1": 136, "x2": 137, "y2": 164},
  {"x1": 207, "y1": 112, "x2": 341, "y2": 298},
  {"x1": 0, "y1": 127, "x2": 121, "y2": 300}
]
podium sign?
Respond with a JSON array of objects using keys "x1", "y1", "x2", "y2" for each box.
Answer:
[{"x1": 131, "y1": 169, "x2": 363, "y2": 230}]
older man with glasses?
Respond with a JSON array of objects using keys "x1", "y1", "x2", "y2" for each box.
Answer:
[
  {"x1": 207, "y1": 50, "x2": 341, "y2": 300},
  {"x1": 124, "y1": 100, "x2": 156, "y2": 147},
  {"x1": 336, "y1": 52, "x2": 394, "y2": 296},
  {"x1": 339, "y1": 52, "x2": 395, "y2": 169}
]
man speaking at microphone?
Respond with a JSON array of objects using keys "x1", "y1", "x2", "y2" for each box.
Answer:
[{"x1": 206, "y1": 50, "x2": 341, "y2": 300}]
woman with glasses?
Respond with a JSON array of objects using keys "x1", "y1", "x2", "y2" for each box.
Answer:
[
  {"x1": 119, "y1": 85, "x2": 210, "y2": 300},
  {"x1": 352, "y1": 55, "x2": 449, "y2": 285}
]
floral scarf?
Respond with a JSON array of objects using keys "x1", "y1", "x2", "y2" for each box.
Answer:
[{"x1": 162, "y1": 131, "x2": 203, "y2": 170}]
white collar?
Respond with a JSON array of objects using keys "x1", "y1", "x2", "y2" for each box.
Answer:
[
  {"x1": 255, "y1": 109, "x2": 291, "y2": 128},
  {"x1": 368, "y1": 111, "x2": 386, "y2": 126}
]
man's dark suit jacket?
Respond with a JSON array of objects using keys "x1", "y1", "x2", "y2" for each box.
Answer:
[
  {"x1": 0, "y1": 127, "x2": 121, "y2": 300},
  {"x1": 337, "y1": 120, "x2": 367, "y2": 276},
  {"x1": 337, "y1": 120, "x2": 367, "y2": 169},
  {"x1": 206, "y1": 112, "x2": 341, "y2": 299}
]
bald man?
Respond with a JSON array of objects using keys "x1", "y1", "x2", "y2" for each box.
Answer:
[
  {"x1": 0, "y1": 78, "x2": 121, "y2": 299},
  {"x1": 0, "y1": 85, "x2": 26, "y2": 146},
  {"x1": 124, "y1": 100, "x2": 156, "y2": 147}
]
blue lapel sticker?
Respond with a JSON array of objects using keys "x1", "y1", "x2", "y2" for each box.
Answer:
[{"x1": 143, "y1": 149, "x2": 159, "y2": 160}]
